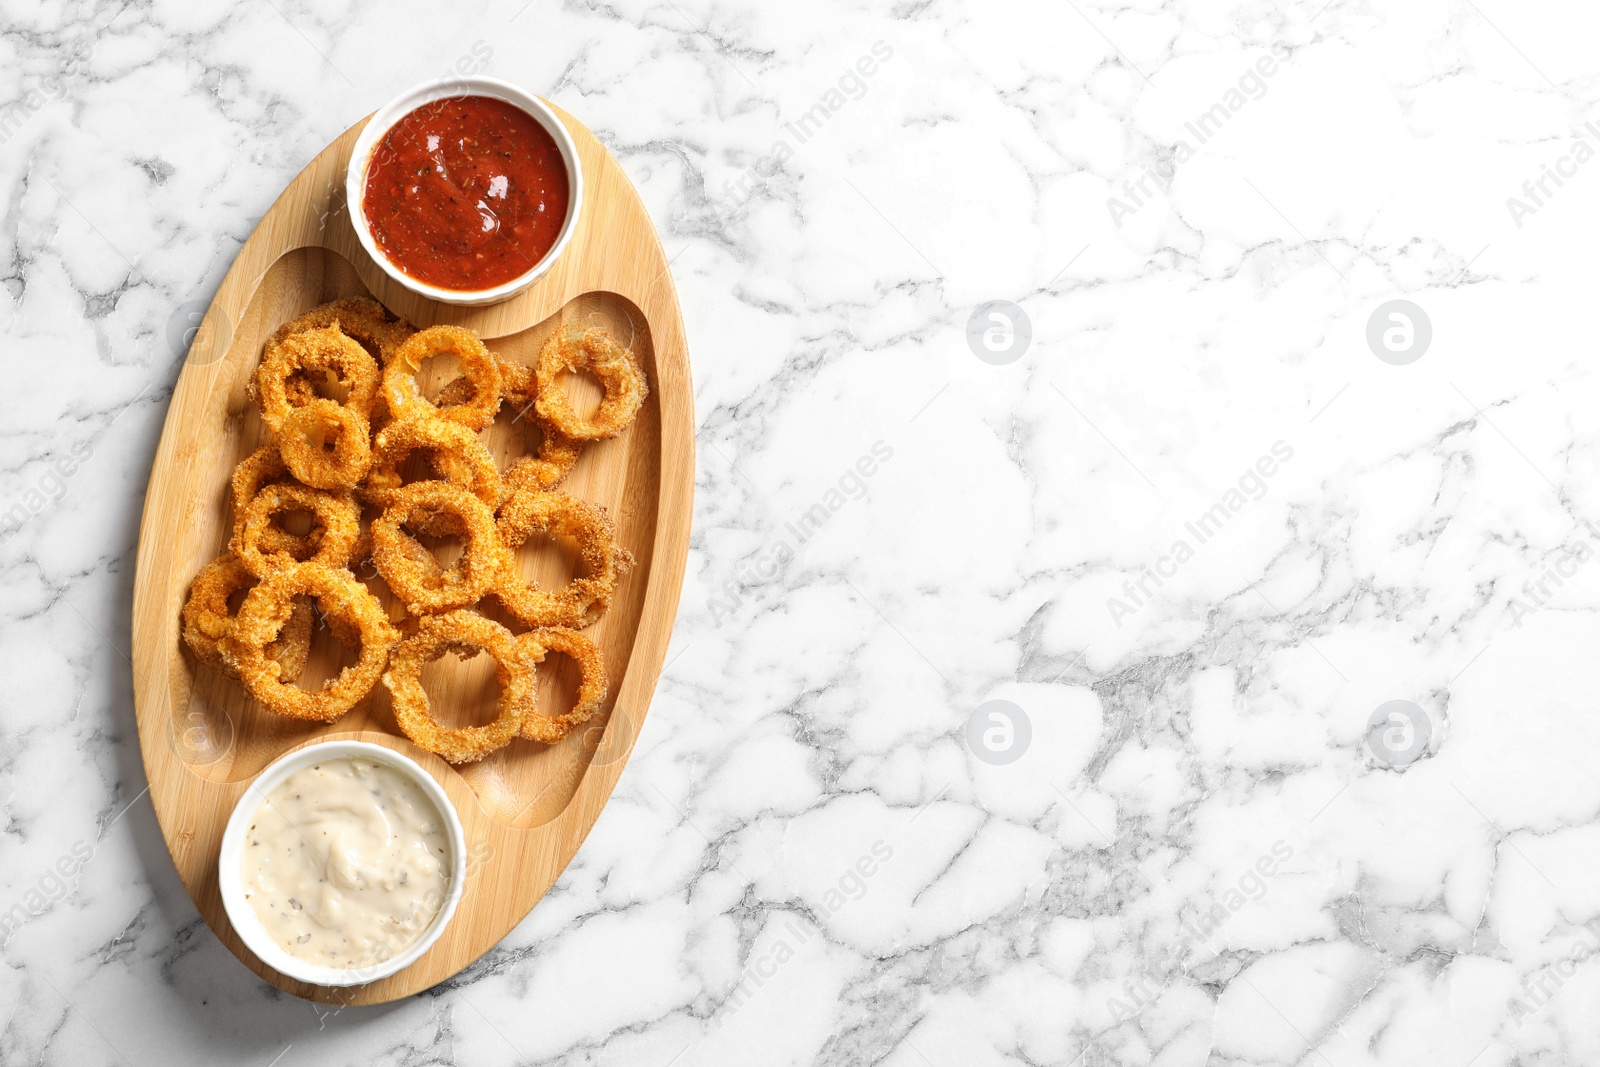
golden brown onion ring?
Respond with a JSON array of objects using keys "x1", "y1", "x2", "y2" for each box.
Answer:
[
  {"x1": 382, "y1": 610, "x2": 535, "y2": 764},
  {"x1": 502, "y1": 429, "x2": 582, "y2": 497},
  {"x1": 371, "y1": 481, "x2": 506, "y2": 614},
  {"x1": 362, "y1": 416, "x2": 501, "y2": 516},
  {"x1": 517, "y1": 626, "x2": 607, "y2": 743},
  {"x1": 255, "y1": 324, "x2": 381, "y2": 433},
  {"x1": 230, "y1": 483, "x2": 361, "y2": 577},
  {"x1": 533, "y1": 326, "x2": 647, "y2": 441},
  {"x1": 499, "y1": 359, "x2": 583, "y2": 495},
  {"x1": 278, "y1": 399, "x2": 373, "y2": 491},
  {"x1": 222, "y1": 562, "x2": 398, "y2": 722},
  {"x1": 383, "y1": 326, "x2": 501, "y2": 432},
  {"x1": 493, "y1": 488, "x2": 630, "y2": 629}
]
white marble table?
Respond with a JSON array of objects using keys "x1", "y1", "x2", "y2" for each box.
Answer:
[{"x1": 4, "y1": 0, "x2": 1599, "y2": 1063}]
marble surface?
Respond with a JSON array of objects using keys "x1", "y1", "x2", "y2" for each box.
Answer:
[{"x1": 3, "y1": 0, "x2": 1600, "y2": 1063}]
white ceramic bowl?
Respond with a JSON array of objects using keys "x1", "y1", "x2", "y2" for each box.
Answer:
[
  {"x1": 345, "y1": 76, "x2": 583, "y2": 307},
  {"x1": 217, "y1": 740, "x2": 467, "y2": 988}
]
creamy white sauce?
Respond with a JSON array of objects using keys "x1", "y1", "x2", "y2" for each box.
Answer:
[{"x1": 241, "y1": 757, "x2": 451, "y2": 970}]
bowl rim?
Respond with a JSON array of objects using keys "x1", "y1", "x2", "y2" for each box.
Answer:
[
  {"x1": 216, "y1": 739, "x2": 468, "y2": 988},
  {"x1": 344, "y1": 75, "x2": 585, "y2": 307}
]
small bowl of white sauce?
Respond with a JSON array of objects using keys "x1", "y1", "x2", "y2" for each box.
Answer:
[{"x1": 218, "y1": 740, "x2": 466, "y2": 987}]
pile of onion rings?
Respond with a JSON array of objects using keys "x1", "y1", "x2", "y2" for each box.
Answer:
[{"x1": 181, "y1": 299, "x2": 647, "y2": 760}]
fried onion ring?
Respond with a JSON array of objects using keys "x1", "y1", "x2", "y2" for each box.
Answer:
[
  {"x1": 493, "y1": 488, "x2": 630, "y2": 629},
  {"x1": 230, "y1": 483, "x2": 361, "y2": 577},
  {"x1": 255, "y1": 324, "x2": 381, "y2": 433},
  {"x1": 384, "y1": 326, "x2": 501, "y2": 431},
  {"x1": 382, "y1": 610, "x2": 535, "y2": 763},
  {"x1": 267, "y1": 296, "x2": 417, "y2": 366},
  {"x1": 362, "y1": 415, "x2": 502, "y2": 519},
  {"x1": 222, "y1": 562, "x2": 398, "y2": 722},
  {"x1": 278, "y1": 399, "x2": 373, "y2": 491},
  {"x1": 182, "y1": 555, "x2": 312, "y2": 681},
  {"x1": 516, "y1": 626, "x2": 607, "y2": 743},
  {"x1": 230, "y1": 444, "x2": 316, "y2": 559},
  {"x1": 371, "y1": 482, "x2": 506, "y2": 614},
  {"x1": 533, "y1": 326, "x2": 647, "y2": 441}
]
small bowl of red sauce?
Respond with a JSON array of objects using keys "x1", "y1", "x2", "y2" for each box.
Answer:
[{"x1": 346, "y1": 77, "x2": 582, "y2": 306}]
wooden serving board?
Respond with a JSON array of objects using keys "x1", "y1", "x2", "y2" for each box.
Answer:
[{"x1": 130, "y1": 103, "x2": 693, "y2": 1004}]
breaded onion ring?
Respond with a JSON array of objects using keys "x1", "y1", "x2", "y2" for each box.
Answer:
[
  {"x1": 384, "y1": 326, "x2": 501, "y2": 431},
  {"x1": 268, "y1": 296, "x2": 416, "y2": 366},
  {"x1": 222, "y1": 563, "x2": 398, "y2": 722},
  {"x1": 517, "y1": 626, "x2": 607, "y2": 743},
  {"x1": 230, "y1": 483, "x2": 361, "y2": 577},
  {"x1": 533, "y1": 326, "x2": 647, "y2": 441},
  {"x1": 371, "y1": 482, "x2": 506, "y2": 614},
  {"x1": 255, "y1": 324, "x2": 381, "y2": 433},
  {"x1": 182, "y1": 555, "x2": 312, "y2": 681},
  {"x1": 382, "y1": 610, "x2": 535, "y2": 763},
  {"x1": 230, "y1": 444, "x2": 314, "y2": 559},
  {"x1": 362, "y1": 415, "x2": 502, "y2": 516},
  {"x1": 278, "y1": 399, "x2": 373, "y2": 491},
  {"x1": 494, "y1": 489, "x2": 630, "y2": 629}
]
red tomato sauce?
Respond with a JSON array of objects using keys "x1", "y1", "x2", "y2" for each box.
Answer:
[{"x1": 362, "y1": 95, "x2": 571, "y2": 292}]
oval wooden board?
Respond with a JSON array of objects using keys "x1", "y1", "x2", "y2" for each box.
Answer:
[{"x1": 130, "y1": 103, "x2": 693, "y2": 1004}]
